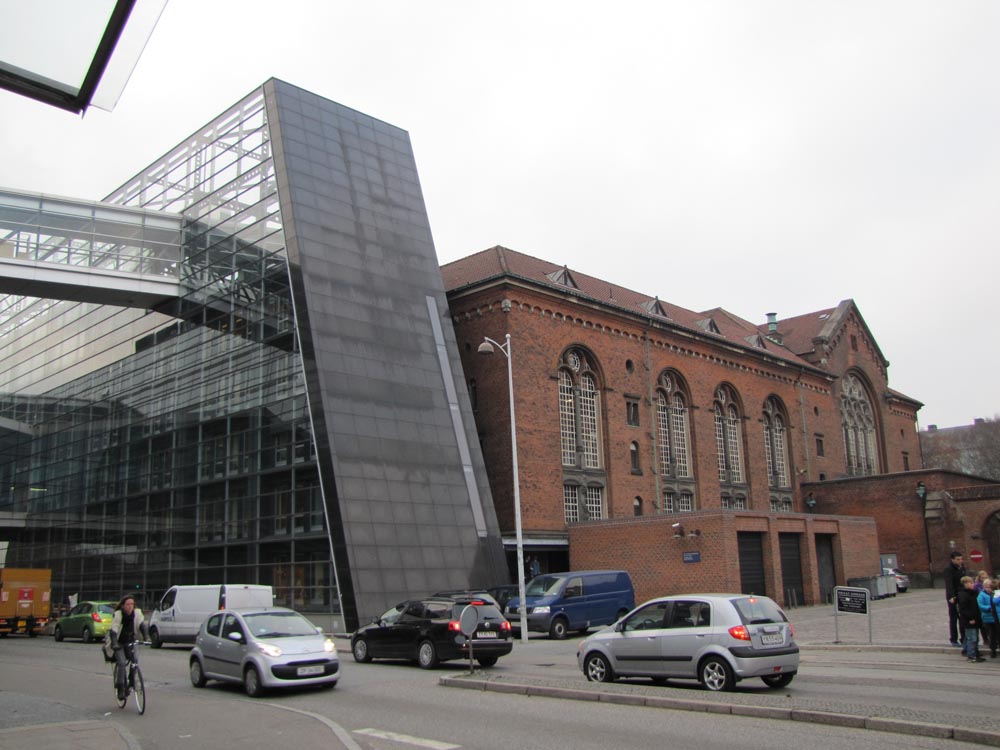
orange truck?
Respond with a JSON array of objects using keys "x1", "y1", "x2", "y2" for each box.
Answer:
[{"x1": 0, "y1": 568, "x2": 52, "y2": 637}]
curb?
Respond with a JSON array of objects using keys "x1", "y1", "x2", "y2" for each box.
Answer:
[{"x1": 439, "y1": 676, "x2": 1000, "y2": 746}]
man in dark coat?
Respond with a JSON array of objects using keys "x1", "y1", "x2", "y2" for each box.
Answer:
[{"x1": 944, "y1": 550, "x2": 967, "y2": 647}]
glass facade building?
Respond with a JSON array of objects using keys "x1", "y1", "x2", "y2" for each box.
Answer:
[{"x1": 0, "y1": 80, "x2": 506, "y2": 630}]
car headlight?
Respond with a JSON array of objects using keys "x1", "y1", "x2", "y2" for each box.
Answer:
[
  {"x1": 324, "y1": 638, "x2": 336, "y2": 654},
  {"x1": 533, "y1": 606, "x2": 550, "y2": 614},
  {"x1": 257, "y1": 642, "x2": 282, "y2": 657}
]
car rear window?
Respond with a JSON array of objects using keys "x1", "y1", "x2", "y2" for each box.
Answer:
[
  {"x1": 97, "y1": 604, "x2": 115, "y2": 614},
  {"x1": 451, "y1": 604, "x2": 503, "y2": 620},
  {"x1": 731, "y1": 596, "x2": 787, "y2": 625}
]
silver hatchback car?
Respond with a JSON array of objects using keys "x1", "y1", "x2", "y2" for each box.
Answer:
[
  {"x1": 576, "y1": 593, "x2": 798, "y2": 691},
  {"x1": 190, "y1": 607, "x2": 339, "y2": 696}
]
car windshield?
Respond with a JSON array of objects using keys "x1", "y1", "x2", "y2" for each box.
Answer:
[
  {"x1": 243, "y1": 611, "x2": 318, "y2": 638},
  {"x1": 731, "y1": 596, "x2": 787, "y2": 625},
  {"x1": 525, "y1": 575, "x2": 564, "y2": 597}
]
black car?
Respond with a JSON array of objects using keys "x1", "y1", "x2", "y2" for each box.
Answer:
[
  {"x1": 351, "y1": 596, "x2": 512, "y2": 669},
  {"x1": 487, "y1": 584, "x2": 521, "y2": 612}
]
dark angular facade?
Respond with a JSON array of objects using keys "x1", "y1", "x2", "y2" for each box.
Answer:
[{"x1": 0, "y1": 80, "x2": 506, "y2": 630}]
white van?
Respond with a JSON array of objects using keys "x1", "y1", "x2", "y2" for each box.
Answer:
[{"x1": 148, "y1": 584, "x2": 273, "y2": 648}]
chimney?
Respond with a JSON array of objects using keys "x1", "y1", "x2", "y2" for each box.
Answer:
[{"x1": 766, "y1": 312, "x2": 778, "y2": 332}]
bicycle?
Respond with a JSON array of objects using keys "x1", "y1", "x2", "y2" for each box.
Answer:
[{"x1": 112, "y1": 640, "x2": 151, "y2": 714}]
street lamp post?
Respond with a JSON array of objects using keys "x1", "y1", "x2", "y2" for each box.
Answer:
[{"x1": 478, "y1": 333, "x2": 529, "y2": 643}]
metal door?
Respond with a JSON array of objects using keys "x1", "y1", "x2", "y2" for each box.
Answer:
[
  {"x1": 779, "y1": 533, "x2": 805, "y2": 607},
  {"x1": 815, "y1": 534, "x2": 836, "y2": 604},
  {"x1": 738, "y1": 532, "x2": 767, "y2": 596}
]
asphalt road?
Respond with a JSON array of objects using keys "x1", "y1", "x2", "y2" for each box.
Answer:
[{"x1": 0, "y1": 592, "x2": 992, "y2": 750}]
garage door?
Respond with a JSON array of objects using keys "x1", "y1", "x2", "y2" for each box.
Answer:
[{"x1": 738, "y1": 532, "x2": 766, "y2": 596}]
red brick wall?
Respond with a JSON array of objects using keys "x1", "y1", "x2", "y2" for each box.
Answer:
[{"x1": 567, "y1": 511, "x2": 879, "y2": 607}]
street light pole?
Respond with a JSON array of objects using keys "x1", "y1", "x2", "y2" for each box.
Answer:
[{"x1": 479, "y1": 333, "x2": 528, "y2": 643}]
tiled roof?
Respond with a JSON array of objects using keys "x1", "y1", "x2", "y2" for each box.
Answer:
[
  {"x1": 441, "y1": 246, "x2": 820, "y2": 369},
  {"x1": 757, "y1": 306, "x2": 838, "y2": 357}
]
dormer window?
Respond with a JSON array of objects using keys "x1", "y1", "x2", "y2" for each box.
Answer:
[
  {"x1": 641, "y1": 296, "x2": 670, "y2": 319},
  {"x1": 546, "y1": 265, "x2": 578, "y2": 289},
  {"x1": 696, "y1": 318, "x2": 721, "y2": 334}
]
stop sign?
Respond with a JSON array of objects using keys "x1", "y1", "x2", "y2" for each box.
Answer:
[{"x1": 969, "y1": 549, "x2": 984, "y2": 564}]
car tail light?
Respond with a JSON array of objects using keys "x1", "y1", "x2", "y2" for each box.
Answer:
[
  {"x1": 470, "y1": 600, "x2": 485, "y2": 606},
  {"x1": 448, "y1": 620, "x2": 462, "y2": 632},
  {"x1": 788, "y1": 623, "x2": 795, "y2": 637},
  {"x1": 91, "y1": 612, "x2": 102, "y2": 622},
  {"x1": 728, "y1": 625, "x2": 750, "y2": 641},
  {"x1": 500, "y1": 620, "x2": 511, "y2": 631}
]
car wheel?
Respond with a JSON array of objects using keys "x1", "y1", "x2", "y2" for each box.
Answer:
[
  {"x1": 761, "y1": 673, "x2": 795, "y2": 689},
  {"x1": 417, "y1": 640, "x2": 438, "y2": 669},
  {"x1": 700, "y1": 656, "x2": 735, "y2": 692},
  {"x1": 898, "y1": 587, "x2": 908, "y2": 593},
  {"x1": 149, "y1": 627, "x2": 162, "y2": 649},
  {"x1": 54, "y1": 625, "x2": 63, "y2": 642},
  {"x1": 584, "y1": 652, "x2": 615, "y2": 683},
  {"x1": 352, "y1": 637, "x2": 372, "y2": 663},
  {"x1": 244, "y1": 665, "x2": 264, "y2": 697},
  {"x1": 190, "y1": 657, "x2": 207, "y2": 688},
  {"x1": 476, "y1": 656, "x2": 498, "y2": 667},
  {"x1": 82, "y1": 627, "x2": 93, "y2": 644},
  {"x1": 549, "y1": 617, "x2": 569, "y2": 640}
]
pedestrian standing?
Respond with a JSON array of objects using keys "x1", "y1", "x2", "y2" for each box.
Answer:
[
  {"x1": 978, "y1": 578, "x2": 999, "y2": 658},
  {"x1": 944, "y1": 551, "x2": 967, "y2": 647},
  {"x1": 957, "y1": 576, "x2": 984, "y2": 662}
]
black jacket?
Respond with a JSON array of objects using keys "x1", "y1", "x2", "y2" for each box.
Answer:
[
  {"x1": 957, "y1": 587, "x2": 981, "y2": 626},
  {"x1": 945, "y1": 561, "x2": 967, "y2": 600}
]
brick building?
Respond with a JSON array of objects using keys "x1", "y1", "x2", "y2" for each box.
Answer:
[{"x1": 443, "y1": 246, "x2": 923, "y2": 606}]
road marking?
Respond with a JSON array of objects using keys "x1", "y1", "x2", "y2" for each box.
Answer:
[{"x1": 354, "y1": 728, "x2": 461, "y2": 749}]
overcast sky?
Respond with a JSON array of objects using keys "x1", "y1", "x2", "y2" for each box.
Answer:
[{"x1": 1, "y1": 1, "x2": 997, "y2": 430}]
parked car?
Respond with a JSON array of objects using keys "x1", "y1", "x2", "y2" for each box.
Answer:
[
  {"x1": 189, "y1": 607, "x2": 339, "y2": 697},
  {"x1": 53, "y1": 601, "x2": 115, "y2": 643},
  {"x1": 351, "y1": 595, "x2": 512, "y2": 669},
  {"x1": 884, "y1": 568, "x2": 910, "y2": 593},
  {"x1": 506, "y1": 570, "x2": 635, "y2": 639},
  {"x1": 487, "y1": 584, "x2": 521, "y2": 612},
  {"x1": 576, "y1": 593, "x2": 799, "y2": 692}
]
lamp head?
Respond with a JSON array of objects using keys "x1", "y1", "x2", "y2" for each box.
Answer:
[
  {"x1": 477, "y1": 341, "x2": 495, "y2": 356},
  {"x1": 916, "y1": 481, "x2": 927, "y2": 501},
  {"x1": 805, "y1": 493, "x2": 817, "y2": 510}
]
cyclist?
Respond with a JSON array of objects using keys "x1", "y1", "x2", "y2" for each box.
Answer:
[{"x1": 109, "y1": 594, "x2": 149, "y2": 700}]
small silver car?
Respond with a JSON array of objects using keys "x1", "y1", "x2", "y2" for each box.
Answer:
[
  {"x1": 190, "y1": 607, "x2": 339, "y2": 696},
  {"x1": 576, "y1": 593, "x2": 798, "y2": 691}
]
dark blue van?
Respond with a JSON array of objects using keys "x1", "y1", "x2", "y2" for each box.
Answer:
[{"x1": 506, "y1": 570, "x2": 635, "y2": 639}]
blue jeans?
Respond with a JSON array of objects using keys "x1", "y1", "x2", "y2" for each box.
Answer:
[{"x1": 964, "y1": 627, "x2": 980, "y2": 658}]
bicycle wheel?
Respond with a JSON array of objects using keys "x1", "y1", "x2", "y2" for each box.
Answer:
[
  {"x1": 132, "y1": 666, "x2": 145, "y2": 715},
  {"x1": 112, "y1": 663, "x2": 126, "y2": 709}
]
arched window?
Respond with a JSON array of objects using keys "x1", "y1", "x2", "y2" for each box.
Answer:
[
  {"x1": 841, "y1": 373, "x2": 879, "y2": 476},
  {"x1": 655, "y1": 371, "x2": 697, "y2": 512},
  {"x1": 655, "y1": 373, "x2": 691, "y2": 478},
  {"x1": 714, "y1": 385, "x2": 744, "y2": 485},
  {"x1": 558, "y1": 349, "x2": 606, "y2": 524},
  {"x1": 557, "y1": 349, "x2": 603, "y2": 470},
  {"x1": 633, "y1": 496, "x2": 643, "y2": 516},
  {"x1": 763, "y1": 396, "x2": 790, "y2": 488},
  {"x1": 629, "y1": 441, "x2": 640, "y2": 473}
]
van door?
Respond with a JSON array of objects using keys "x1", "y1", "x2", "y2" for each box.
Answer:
[
  {"x1": 560, "y1": 576, "x2": 585, "y2": 629},
  {"x1": 155, "y1": 588, "x2": 179, "y2": 639}
]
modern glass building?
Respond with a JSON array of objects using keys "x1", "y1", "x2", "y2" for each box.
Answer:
[{"x1": 0, "y1": 79, "x2": 506, "y2": 630}]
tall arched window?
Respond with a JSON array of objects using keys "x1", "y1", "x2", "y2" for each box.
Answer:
[
  {"x1": 714, "y1": 385, "x2": 744, "y2": 485},
  {"x1": 558, "y1": 348, "x2": 606, "y2": 523},
  {"x1": 763, "y1": 396, "x2": 790, "y2": 488},
  {"x1": 655, "y1": 371, "x2": 696, "y2": 513},
  {"x1": 841, "y1": 373, "x2": 879, "y2": 476}
]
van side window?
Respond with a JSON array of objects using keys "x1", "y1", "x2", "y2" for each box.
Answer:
[
  {"x1": 668, "y1": 600, "x2": 710, "y2": 628},
  {"x1": 206, "y1": 613, "x2": 222, "y2": 637},
  {"x1": 564, "y1": 577, "x2": 584, "y2": 599},
  {"x1": 590, "y1": 573, "x2": 615, "y2": 592},
  {"x1": 159, "y1": 590, "x2": 176, "y2": 610}
]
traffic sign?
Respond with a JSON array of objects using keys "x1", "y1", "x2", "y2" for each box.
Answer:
[{"x1": 970, "y1": 549, "x2": 984, "y2": 564}]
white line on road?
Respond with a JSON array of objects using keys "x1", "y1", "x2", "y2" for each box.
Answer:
[{"x1": 354, "y1": 728, "x2": 461, "y2": 749}]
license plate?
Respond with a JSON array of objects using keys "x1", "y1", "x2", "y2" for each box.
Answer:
[
  {"x1": 297, "y1": 665, "x2": 325, "y2": 676},
  {"x1": 475, "y1": 631, "x2": 498, "y2": 639},
  {"x1": 760, "y1": 633, "x2": 783, "y2": 645}
]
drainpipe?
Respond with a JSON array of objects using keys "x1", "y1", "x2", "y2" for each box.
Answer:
[{"x1": 645, "y1": 328, "x2": 661, "y2": 512}]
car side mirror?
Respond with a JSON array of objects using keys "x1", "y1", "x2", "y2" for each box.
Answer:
[
  {"x1": 615, "y1": 621, "x2": 625, "y2": 633},
  {"x1": 372, "y1": 616, "x2": 380, "y2": 625},
  {"x1": 227, "y1": 631, "x2": 243, "y2": 643}
]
